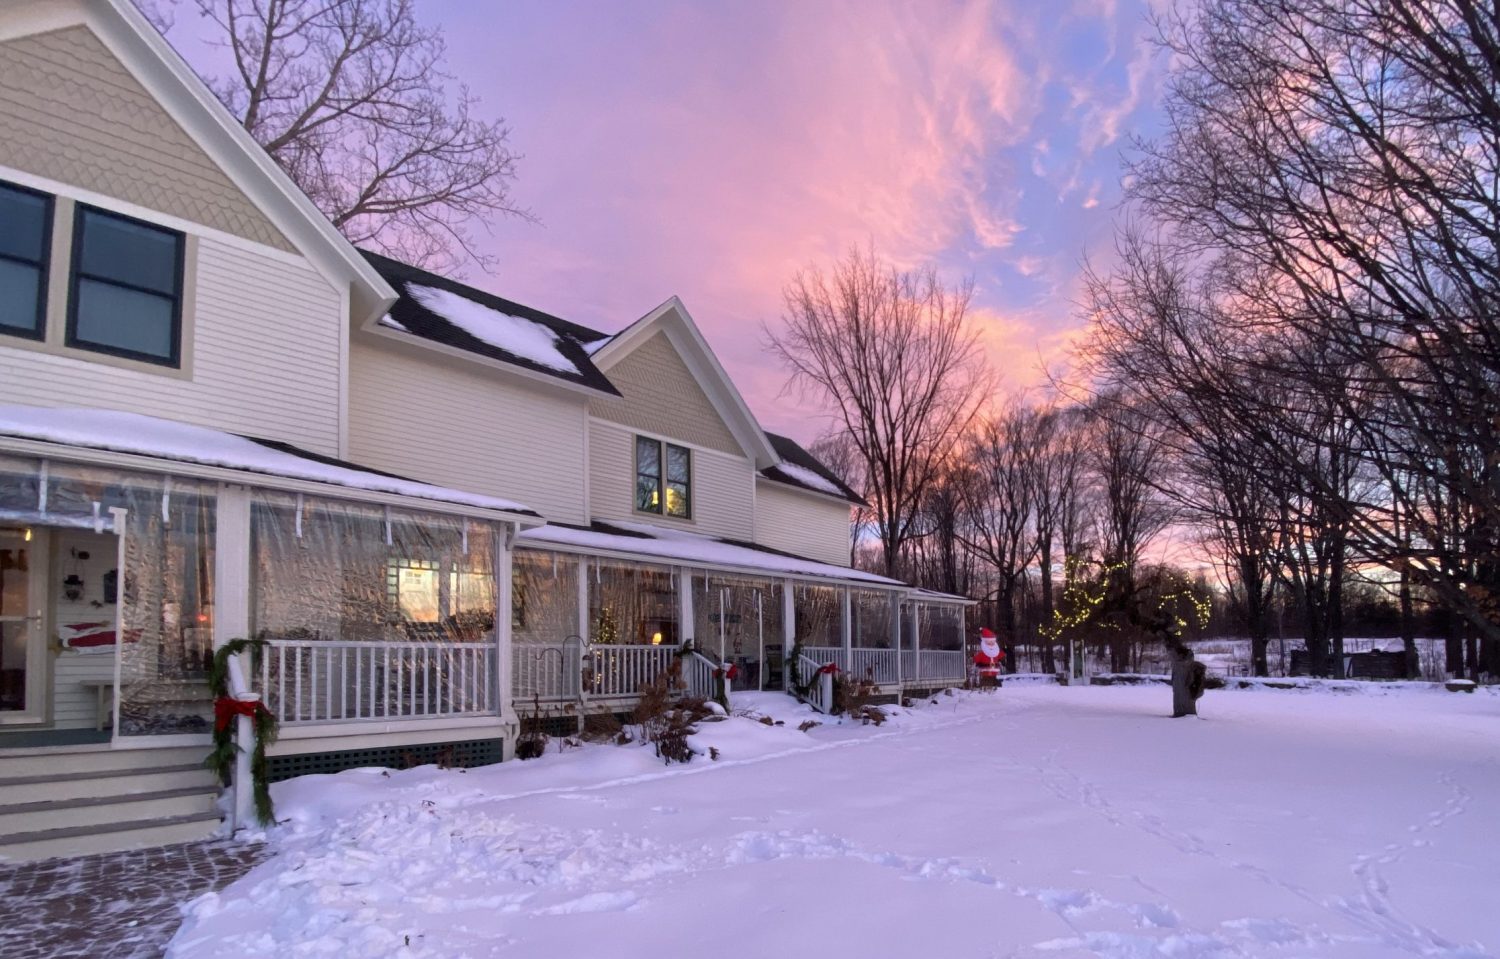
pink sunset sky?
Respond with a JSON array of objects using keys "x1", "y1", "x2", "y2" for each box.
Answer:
[{"x1": 166, "y1": 0, "x2": 1169, "y2": 444}]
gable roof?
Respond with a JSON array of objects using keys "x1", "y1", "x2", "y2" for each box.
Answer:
[
  {"x1": 589, "y1": 297, "x2": 780, "y2": 468},
  {"x1": 26, "y1": 0, "x2": 397, "y2": 324},
  {"x1": 360, "y1": 250, "x2": 621, "y2": 397},
  {"x1": 761, "y1": 432, "x2": 866, "y2": 506}
]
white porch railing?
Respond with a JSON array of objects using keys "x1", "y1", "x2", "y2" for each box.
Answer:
[
  {"x1": 260, "y1": 639, "x2": 497, "y2": 725},
  {"x1": 585, "y1": 644, "x2": 679, "y2": 699},
  {"x1": 902, "y1": 650, "x2": 967, "y2": 685},
  {"x1": 802, "y1": 646, "x2": 900, "y2": 686},
  {"x1": 795, "y1": 654, "x2": 834, "y2": 714},
  {"x1": 513, "y1": 641, "x2": 585, "y2": 701},
  {"x1": 684, "y1": 651, "x2": 720, "y2": 704}
]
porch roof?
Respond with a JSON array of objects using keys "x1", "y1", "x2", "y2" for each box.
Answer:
[
  {"x1": 911, "y1": 588, "x2": 979, "y2": 607},
  {"x1": 517, "y1": 519, "x2": 907, "y2": 588},
  {"x1": 0, "y1": 405, "x2": 541, "y2": 522}
]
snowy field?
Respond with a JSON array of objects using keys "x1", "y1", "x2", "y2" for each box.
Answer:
[{"x1": 168, "y1": 684, "x2": 1500, "y2": 959}]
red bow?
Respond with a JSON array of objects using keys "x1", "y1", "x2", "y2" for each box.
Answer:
[
  {"x1": 818, "y1": 663, "x2": 839, "y2": 675},
  {"x1": 714, "y1": 664, "x2": 740, "y2": 681},
  {"x1": 214, "y1": 696, "x2": 269, "y2": 732}
]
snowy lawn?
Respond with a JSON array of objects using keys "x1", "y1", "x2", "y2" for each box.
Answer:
[{"x1": 168, "y1": 684, "x2": 1500, "y2": 959}]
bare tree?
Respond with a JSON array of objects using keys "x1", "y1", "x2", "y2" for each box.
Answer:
[
  {"x1": 768, "y1": 246, "x2": 991, "y2": 578},
  {"x1": 1030, "y1": 402, "x2": 1091, "y2": 673},
  {"x1": 168, "y1": 0, "x2": 526, "y2": 269}
]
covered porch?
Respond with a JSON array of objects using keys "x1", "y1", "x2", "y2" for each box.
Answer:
[
  {"x1": 508, "y1": 521, "x2": 972, "y2": 715},
  {"x1": 0, "y1": 406, "x2": 541, "y2": 756}
]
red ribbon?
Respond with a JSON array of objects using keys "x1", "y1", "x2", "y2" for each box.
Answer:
[
  {"x1": 714, "y1": 664, "x2": 740, "y2": 681},
  {"x1": 818, "y1": 662, "x2": 838, "y2": 675},
  {"x1": 214, "y1": 696, "x2": 268, "y2": 733}
]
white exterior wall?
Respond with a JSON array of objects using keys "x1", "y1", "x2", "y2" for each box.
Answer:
[
  {"x1": 47, "y1": 529, "x2": 119, "y2": 730},
  {"x1": 588, "y1": 419, "x2": 754, "y2": 540},
  {"x1": 754, "y1": 479, "x2": 853, "y2": 567},
  {"x1": 0, "y1": 235, "x2": 345, "y2": 455},
  {"x1": 347, "y1": 339, "x2": 589, "y2": 525}
]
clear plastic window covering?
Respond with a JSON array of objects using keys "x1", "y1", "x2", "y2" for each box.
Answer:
[
  {"x1": 589, "y1": 560, "x2": 678, "y2": 647},
  {"x1": 0, "y1": 454, "x2": 41, "y2": 514},
  {"x1": 249, "y1": 492, "x2": 499, "y2": 723},
  {"x1": 43, "y1": 463, "x2": 216, "y2": 737},
  {"x1": 919, "y1": 603, "x2": 965, "y2": 651},
  {"x1": 792, "y1": 583, "x2": 843, "y2": 649},
  {"x1": 512, "y1": 549, "x2": 580, "y2": 645},
  {"x1": 850, "y1": 588, "x2": 895, "y2": 649},
  {"x1": 690, "y1": 574, "x2": 784, "y2": 690}
]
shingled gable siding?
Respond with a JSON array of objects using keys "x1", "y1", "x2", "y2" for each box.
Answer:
[
  {"x1": 0, "y1": 235, "x2": 345, "y2": 453},
  {"x1": 586, "y1": 331, "x2": 743, "y2": 456},
  {"x1": 589, "y1": 419, "x2": 755, "y2": 539},
  {"x1": 0, "y1": 25, "x2": 293, "y2": 253},
  {"x1": 346, "y1": 339, "x2": 589, "y2": 524},
  {"x1": 753, "y1": 479, "x2": 854, "y2": 568}
]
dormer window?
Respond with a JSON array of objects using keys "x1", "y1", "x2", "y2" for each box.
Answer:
[
  {"x1": 636, "y1": 436, "x2": 691, "y2": 519},
  {"x1": 67, "y1": 205, "x2": 185, "y2": 367},
  {"x1": 0, "y1": 180, "x2": 52, "y2": 341}
]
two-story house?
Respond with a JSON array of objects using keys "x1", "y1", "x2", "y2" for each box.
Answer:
[{"x1": 0, "y1": 0, "x2": 969, "y2": 861}]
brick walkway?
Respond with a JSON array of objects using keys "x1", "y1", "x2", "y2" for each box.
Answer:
[{"x1": 0, "y1": 841, "x2": 268, "y2": 959}]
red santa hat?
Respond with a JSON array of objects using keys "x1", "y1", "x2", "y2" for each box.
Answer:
[{"x1": 979, "y1": 628, "x2": 997, "y2": 640}]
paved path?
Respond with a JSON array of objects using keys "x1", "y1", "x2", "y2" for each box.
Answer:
[{"x1": 0, "y1": 840, "x2": 266, "y2": 959}]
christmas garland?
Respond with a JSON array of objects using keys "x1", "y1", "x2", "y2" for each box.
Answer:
[{"x1": 206, "y1": 637, "x2": 278, "y2": 826}]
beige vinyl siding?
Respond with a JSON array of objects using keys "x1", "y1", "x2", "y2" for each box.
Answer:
[
  {"x1": 0, "y1": 236, "x2": 345, "y2": 454},
  {"x1": 754, "y1": 479, "x2": 853, "y2": 567},
  {"x1": 588, "y1": 331, "x2": 741, "y2": 456},
  {"x1": 347, "y1": 339, "x2": 588, "y2": 524},
  {"x1": 0, "y1": 24, "x2": 292, "y2": 251},
  {"x1": 589, "y1": 420, "x2": 754, "y2": 539}
]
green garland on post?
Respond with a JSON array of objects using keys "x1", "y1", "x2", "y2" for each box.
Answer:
[{"x1": 206, "y1": 637, "x2": 279, "y2": 826}]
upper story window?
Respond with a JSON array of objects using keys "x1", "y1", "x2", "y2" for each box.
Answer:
[
  {"x1": 0, "y1": 181, "x2": 52, "y2": 341},
  {"x1": 636, "y1": 436, "x2": 691, "y2": 519},
  {"x1": 67, "y1": 205, "x2": 185, "y2": 367}
]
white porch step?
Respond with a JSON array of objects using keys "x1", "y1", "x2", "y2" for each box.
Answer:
[
  {"x1": 0, "y1": 763, "x2": 216, "y2": 804},
  {"x1": 0, "y1": 743, "x2": 209, "y2": 777},
  {"x1": 0, "y1": 785, "x2": 216, "y2": 834},
  {"x1": 0, "y1": 811, "x2": 221, "y2": 862}
]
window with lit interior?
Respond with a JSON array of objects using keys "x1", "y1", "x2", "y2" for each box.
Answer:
[{"x1": 635, "y1": 436, "x2": 691, "y2": 518}]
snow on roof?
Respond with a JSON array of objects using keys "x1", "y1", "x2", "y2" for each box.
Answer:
[
  {"x1": 407, "y1": 283, "x2": 577, "y2": 375},
  {"x1": 0, "y1": 405, "x2": 539, "y2": 517},
  {"x1": 911, "y1": 587, "x2": 977, "y2": 606},
  {"x1": 377, "y1": 312, "x2": 409, "y2": 333},
  {"x1": 771, "y1": 461, "x2": 845, "y2": 497},
  {"x1": 519, "y1": 519, "x2": 904, "y2": 587}
]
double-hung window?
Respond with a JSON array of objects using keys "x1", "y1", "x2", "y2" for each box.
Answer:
[
  {"x1": 0, "y1": 181, "x2": 52, "y2": 341},
  {"x1": 636, "y1": 436, "x2": 691, "y2": 519},
  {"x1": 67, "y1": 204, "x2": 185, "y2": 366}
]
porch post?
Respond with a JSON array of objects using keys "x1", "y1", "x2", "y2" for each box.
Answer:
[
  {"x1": 577, "y1": 556, "x2": 589, "y2": 643},
  {"x1": 781, "y1": 579, "x2": 795, "y2": 692},
  {"x1": 842, "y1": 588, "x2": 852, "y2": 670},
  {"x1": 912, "y1": 604, "x2": 923, "y2": 683},
  {"x1": 496, "y1": 523, "x2": 516, "y2": 725},
  {"x1": 212, "y1": 484, "x2": 252, "y2": 655},
  {"x1": 678, "y1": 567, "x2": 693, "y2": 649},
  {"x1": 892, "y1": 593, "x2": 903, "y2": 689}
]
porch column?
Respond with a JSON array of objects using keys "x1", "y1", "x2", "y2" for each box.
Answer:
[
  {"x1": 496, "y1": 522, "x2": 516, "y2": 725},
  {"x1": 678, "y1": 568, "x2": 693, "y2": 650},
  {"x1": 576, "y1": 557, "x2": 589, "y2": 644},
  {"x1": 912, "y1": 604, "x2": 923, "y2": 683},
  {"x1": 782, "y1": 579, "x2": 795, "y2": 690},
  {"x1": 892, "y1": 593, "x2": 903, "y2": 688},
  {"x1": 212, "y1": 484, "x2": 252, "y2": 655},
  {"x1": 842, "y1": 588, "x2": 852, "y2": 670}
]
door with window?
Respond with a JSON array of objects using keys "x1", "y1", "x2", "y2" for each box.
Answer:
[{"x1": 0, "y1": 529, "x2": 49, "y2": 724}]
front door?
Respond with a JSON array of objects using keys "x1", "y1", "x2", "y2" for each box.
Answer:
[{"x1": 0, "y1": 528, "x2": 49, "y2": 724}]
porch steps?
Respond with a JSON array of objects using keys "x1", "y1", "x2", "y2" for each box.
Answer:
[{"x1": 0, "y1": 745, "x2": 221, "y2": 862}]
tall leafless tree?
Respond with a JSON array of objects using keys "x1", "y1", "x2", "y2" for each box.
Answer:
[
  {"x1": 164, "y1": 0, "x2": 527, "y2": 270},
  {"x1": 768, "y1": 246, "x2": 991, "y2": 578}
]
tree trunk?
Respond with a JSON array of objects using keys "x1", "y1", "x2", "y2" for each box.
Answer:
[
  {"x1": 1399, "y1": 563, "x2": 1418, "y2": 679},
  {"x1": 1039, "y1": 534, "x2": 1056, "y2": 674},
  {"x1": 1171, "y1": 646, "x2": 1198, "y2": 717}
]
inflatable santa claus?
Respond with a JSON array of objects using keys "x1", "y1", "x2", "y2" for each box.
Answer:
[{"x1": 974, "y1": 628, "x2": 1006, "y2": 687}]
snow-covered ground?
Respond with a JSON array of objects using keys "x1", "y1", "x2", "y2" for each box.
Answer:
[{"x1": 169, "y1": 685, "x2": 1500, "y2": 959}]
